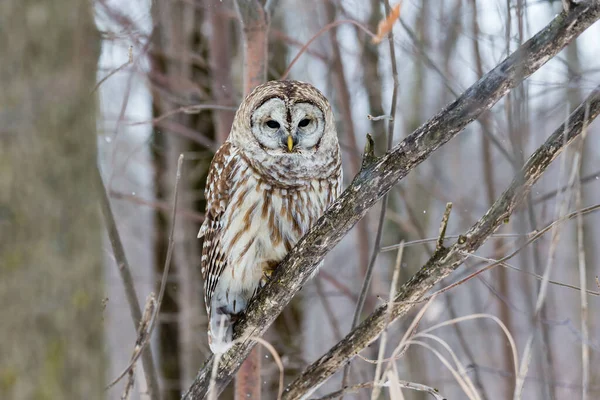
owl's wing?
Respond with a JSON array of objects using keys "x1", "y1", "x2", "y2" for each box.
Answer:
[{"x1": 199, "y1": 142, "x2": 236, "y2": 311}]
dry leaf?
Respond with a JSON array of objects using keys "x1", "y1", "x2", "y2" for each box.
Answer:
[{"x1": 372, "y1": 2, "x2": 402, "y2": 44}]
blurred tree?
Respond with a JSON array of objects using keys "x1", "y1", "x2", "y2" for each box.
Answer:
[{"x1": 0, "y1": 1, "x2": 105, "y2": 399}]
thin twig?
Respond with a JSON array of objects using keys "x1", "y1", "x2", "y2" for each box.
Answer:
[
  {"x1": 465, "y1": 252, "x2": 600, "y2": 297},
  {"x1": 364, "y1": 313, "x2": 518, "y2": 388},
  {"x1": 311, "y1": 379, "x2": 445, "y2": 400},
  {"x1": 575, "y1": 106, "x2": 590, "y2": 400},
  {"x1": 470, "y1": 1, "x2": 510, "y2": 391},
  {"x1": 324, "y1": 2, "x2": 363, "y2": 176},
  {"x1": 93, "y1": 45, "x2": 133, "y2": 93},
  {"x1": 121, "y1": 294, "x2": 156, "y2": 400},
  {"x1": 107, "y1": 154, "x2": 184, "y2": 389},
  {"x1": 107, "y1": 35, "x2": 154, "y2": 186},
  {"x1": 95, "y1": 167, "x2": 160, "y2": 399},
  {"x1": 414, "y1": 334, "x2": 481, "y2": 399},
  {"x1": 532, "y1": 169, "x2": 600, "y2": 204},
  {"x1": 436, "y1": 203, "x2": 453, "y2": 251},
  {"x1": 403, "y1": 339, "x2": 480, "y2": 399},
  {"x1": 514, "y1": 105, "x2": 587, "y2": 399},
  {"x1": 312, "y1": 382, "x2": 375, "y2": 400},
  {"x1": 381, "y1": 233, "x2": 530, "y2": 252},
  {"x1": 376, "y1": 296, "x2": 436, "y2": 379},
  {"x1": 249, "y1": 337, "x2": 285, "y2": 400},
  {"x1": 386, "y1": 368, "x2": 404, "y2": 400},
  {"x1": 342, "y1": 0, "x2": 400, "y2": 390},
  {"x1": 126, "y1": 104, "x2": 238, "y2": 127},
  {"x1": 419, "y1": 314, "x2": 519, "y2": 379},
  {"x1": 372, "y1": 243, "x2": 404, "y2": 399},
  {"x1": 321, "y1": 1, "x2": 371, "y2": 294},
  {"x1": 419, "y1": 204, "x2": 600, "y2": 302},
  {"x1": 281, "y1": 19, "x2": 375, "y2": 79},
  {"x1": 109, "y1": 190, "x2": 205, "y2": 222},
  {"x1": 399, "y1": 16, "x2": 516, "y2": 167},
  {"x1": 367, "y1": 114, "x2": 393, "y2": 121}
]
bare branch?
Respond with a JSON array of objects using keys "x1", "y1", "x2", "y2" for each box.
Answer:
[
  {"x1": 533, "y1": 169, "x2": 600, "y2": 204},
  {"x1": 181, "y1": 4, "x2": 600, "y2": 399},
  {"x1": 121, "y1": 294, "x2": 156, "y2": 400},
  {"x1": 107, "y1": 154, "x2": 184, "y2": 389},
  {"x1": 312, "y1": 379, "x2": 445, "y2": 400},
  {"x1": 342, "y1": 0, "x2": 401, "y2": 388},
  {"x1": 109, "y1": 190, "x2": 205, "y2": 223},
  {"x1": 367, "y1": 114, "x2": 393, "y2": 121},
  {"x1": 371, "y1": 243, "x2": 404, "y2": 399},
  {"x1": 411, "y1": 204, "x2": 600, "y2": 302},
  {"x1": 93, "y1": 45, "x2": 133, "y2": 94},
  {"x1": 436, "y1": 203, "x2": 453, "y2": 252},
  {"x1": 96, "y1": 167, "x2": 160, "y2": 400},
  {"x1": 465, "y1": 251, "x2": 600, "y2": 297},
  {"x1": 126, "y1": 104, "x2": 238, "y2": 127},
  {"x1": 283, "y1": 83, "x2": 600, "y2": 400},
  {"x1": 281, "y1": 19, "x2": 375, "y2": 80}
]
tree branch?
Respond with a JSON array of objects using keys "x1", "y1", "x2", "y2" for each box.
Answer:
[
  {"x1": 283, "y1": 84, "x2": 600, "y2": 400},
  {"x1": 182, "y1": 3, "x2": 600, "y2": 399}
]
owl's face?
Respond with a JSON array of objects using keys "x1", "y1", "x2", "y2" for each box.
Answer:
[
  {"x1": 250, "y1": 98, "x2": 325, "y2": 155},
  {"x1": 229, "y1": 80, "x2": 340, "y2": 183}
]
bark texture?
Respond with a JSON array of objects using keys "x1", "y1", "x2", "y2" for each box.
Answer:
[
  {"x1": 284, "y1": 83, "x2": 600, "y2": 400},
  {"x1": 0, "y1": 1, "x2": 105, "y2": 399}
]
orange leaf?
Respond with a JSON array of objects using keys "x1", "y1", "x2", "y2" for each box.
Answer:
[{"x1": 372, "y1": 2, "x2": 402, "y2": 44}]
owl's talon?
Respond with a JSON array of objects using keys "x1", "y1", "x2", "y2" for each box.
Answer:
[{"x1": 260, "y1": 259, "x2": 279, "y2": 285}]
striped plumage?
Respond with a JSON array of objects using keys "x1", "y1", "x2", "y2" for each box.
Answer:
[{"x1": 198, "y1": 80, "x2": 342, "y2": 353}]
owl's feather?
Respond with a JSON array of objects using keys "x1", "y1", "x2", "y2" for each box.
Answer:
[{"x1": 200, "y1": 81, "x2": 342, "y2": 353}]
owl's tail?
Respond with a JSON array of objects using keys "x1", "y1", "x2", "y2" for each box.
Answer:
[{"x1": 208, "y1": 309, "x2": 235, "y2": 354}]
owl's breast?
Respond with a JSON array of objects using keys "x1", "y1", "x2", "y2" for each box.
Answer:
[{"x1": 219, "y1": 166, "x2": 334, "y2": 294}]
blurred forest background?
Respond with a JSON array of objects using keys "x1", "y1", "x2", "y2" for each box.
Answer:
[{"x1": 2, "y1": 0, "x2": 600, "y2": 399}]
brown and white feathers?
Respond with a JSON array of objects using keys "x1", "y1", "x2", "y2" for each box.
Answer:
[{"x1": 199, "y1": 80, "x2": 342, "y2": 353}]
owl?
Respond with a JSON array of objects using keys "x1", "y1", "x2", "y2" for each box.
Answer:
[{"x1": 198, "y1": 80, "x2": 342, "y2": 353}]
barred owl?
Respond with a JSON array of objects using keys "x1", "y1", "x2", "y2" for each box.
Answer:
[{"x1": 198, "y1": 80, "x2": 342, "y2": 353}]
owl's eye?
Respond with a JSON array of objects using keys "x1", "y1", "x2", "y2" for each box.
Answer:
[
  {"x1": 298, "y1": 118, "x2": 311, "y2": 128},
  {"x1": 266, "y1": 120, "x2": 280, "y2": 129}
]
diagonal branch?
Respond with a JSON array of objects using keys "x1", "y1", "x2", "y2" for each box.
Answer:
[
  {"x1": 283, "y1": 84, "x2": 600, "y2": 400},
  {"x1": 182, "y1": 3, "x2": 600, "y2": 399}
]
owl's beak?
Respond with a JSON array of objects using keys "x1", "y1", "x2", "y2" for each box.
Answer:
[{"x1": 287, "y1": 135, "x2": 294, "y2": 152}]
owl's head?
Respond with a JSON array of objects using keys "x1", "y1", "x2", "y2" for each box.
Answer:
[{"x1": 230, "y1": 81, "x2": 338, "y2": 162}]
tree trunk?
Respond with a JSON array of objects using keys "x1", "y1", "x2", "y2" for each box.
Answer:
[
  {"x1": 0, "y1": 1, "x2": 104, "y2": 399},
  {"x1": 150, "y1": 0, "x2": 221, "y2": 397}
]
